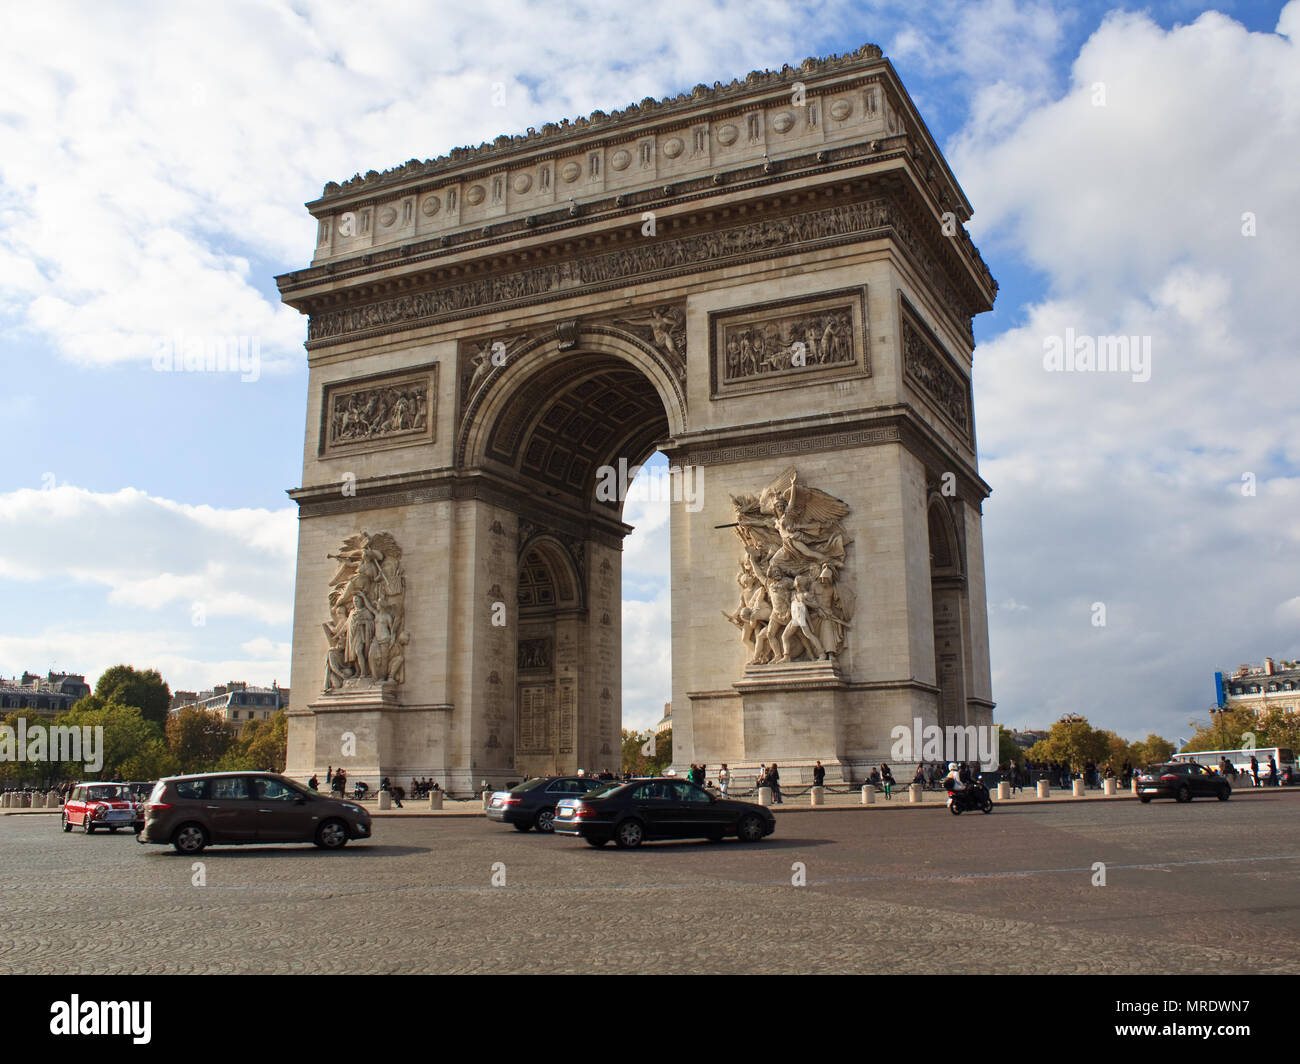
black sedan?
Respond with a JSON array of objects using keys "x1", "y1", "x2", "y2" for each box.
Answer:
[
  {"x1": 486, "y1": 776, "x2": 611, "y2": 833},
  {"x1": 1136, "y1": 762, "x2": 1231, "y2": 803},
  {"x1": 553, "y1": 777, "x2": 776, "y2": 848}
]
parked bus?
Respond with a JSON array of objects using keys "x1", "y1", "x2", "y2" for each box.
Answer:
[{"x1": 1170, "y1": 747, "x2": 1294, "y2": 786}]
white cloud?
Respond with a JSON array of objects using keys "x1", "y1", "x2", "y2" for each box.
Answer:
[{"x1": 956, "y1": 4, "x2": 1300, "y2": 737}]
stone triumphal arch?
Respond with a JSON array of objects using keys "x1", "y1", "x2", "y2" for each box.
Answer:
[{"x1": 277, "y1": 44, "x2": 998, "y2": 791}]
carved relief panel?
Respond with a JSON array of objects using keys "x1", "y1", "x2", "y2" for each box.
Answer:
[
  {"x1": 709, "y1": 287, "x2": 869, "y2": 398},
  {"x1": 320, "y1": 364, "x2": 436, "y2": 457}
]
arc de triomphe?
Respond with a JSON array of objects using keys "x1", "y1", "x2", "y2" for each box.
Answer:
[{"x1": 277, "y1": 44, "x2": 997, "y2": 791}]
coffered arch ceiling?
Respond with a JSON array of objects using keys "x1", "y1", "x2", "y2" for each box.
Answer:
[{"x1": 483, "y1": 353, "x2": 669, "y2": 511}]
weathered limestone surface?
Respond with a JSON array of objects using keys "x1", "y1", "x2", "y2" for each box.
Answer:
[{"x1": 278, "y1": 45, "x2": 996, "y2": 791}]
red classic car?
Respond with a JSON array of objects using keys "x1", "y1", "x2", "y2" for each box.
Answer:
[{"x1": 62, "y1": 782, "x2": 142, "y2": 834}]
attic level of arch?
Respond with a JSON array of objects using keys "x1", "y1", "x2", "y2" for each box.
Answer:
[{"x1": 279, "y1": 159, "x2": 996, "y2": 352}]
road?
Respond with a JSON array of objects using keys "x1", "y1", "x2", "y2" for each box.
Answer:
[{"x1": 2, "y1": 793, "x2": 1296, "y2": 973}]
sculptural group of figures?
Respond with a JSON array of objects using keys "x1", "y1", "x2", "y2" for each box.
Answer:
[
  {"x1": 322, "y1": 531, "x2": 410, "y2": 690},
  {"x1": 722, "y1": 468, "x2": 855, "y2": 664},
  {"x1": 329, "y1": 385, "x2": 428, "y2": 445},
  {"x1": 724, "y1": 309, "x2": 852, "y2": 381}
]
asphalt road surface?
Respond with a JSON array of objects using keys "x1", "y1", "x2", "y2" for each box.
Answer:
[{"x1": 2, "y1": 794, "x2": 1296, "y2": 973}]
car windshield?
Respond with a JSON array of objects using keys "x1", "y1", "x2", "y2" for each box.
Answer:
[
  {"x1": 508, "y1": 778, "x2": 547, "y2": 794},
  {"x1": 85, "y1": 786, "x2": 123, "y2": 801},
  {"x1": 580, "y1": 781, "x2": 624, "y2": 799}
]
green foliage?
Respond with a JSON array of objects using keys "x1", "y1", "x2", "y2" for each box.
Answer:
[
  {"x1": 165, "y1": 706, "x2": 237, "y2": 772},
  {"x1": 214, "y1": 711, "x2": 288, "y2": 772},
  {"x1": 1025, "y1": 716, "x2": 1112, "y2": 771},
  {"x1": 998, "y1": 728, "x2": 1023, "y2": 766},
  {"x1": 94, "y1": 665, "x2": 172, "y2": 727},
  {"x1": 621, "y1": 727, "x2": 672, "y2": 776},
  {"x1": 1129, "y1": 734, "x2": 1175, "y2": 767},
  {"x1": 1182, "y1": 706, "x2": 1298, "y2": 755}
]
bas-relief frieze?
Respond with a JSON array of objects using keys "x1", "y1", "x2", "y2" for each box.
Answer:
[
  {"x1": 321, "y1": 367, "x2": 436, "y2": 457},
  {"x1": 307, "y1": 194, "x2": 972, "y2": 348},
  {"x1": 901, "y1": 302, "x2": 971, "y2": 440}
]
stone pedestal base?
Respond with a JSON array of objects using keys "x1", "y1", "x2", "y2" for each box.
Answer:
[
  {"x1": 1103, "y1": 778, "x2": 1117, "y2": 796},
  {"x1": 757, "y1": 786, "x2": 773, "y2": 807},
  {"x1": 860, "y1": 785, "x2": 874, "y2": 805},
  {"x1": 1072, "y1": 779, "x2": 1086, "y2": 797},
  {"x1": 810, "y1": 785, "x2": 825, "y2": 806},
  {"x1": 997, "y1": 781, "x2": 1010, "y2": 800},
  {"x1": 378, "y1": 790, "x2": 392, "y2": 810},
  {"x1": 428, "y1": 791, "x2": 443, "y2": 810},
  {"x1": 734, "y1": 661, "x2": 847, "y2": 775},
  {"x1": 908, "y1": 783, "x2": 923, "y2": 803},
  {"x1": 1037, "y1": 780, "x2": 1050, "y2": 798}
]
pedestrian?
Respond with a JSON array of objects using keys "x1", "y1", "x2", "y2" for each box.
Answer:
[
  {"x1": 1267, "y1": 756, "x2": 1279, "y2": 787},
  {"x1": 879, "y1": 762, "x2": 894, "y2": 800},
  {"x1": 326, "y1": 765, "x2": 333, "y2": 787},
  {"x1": 719, "y1": 763, "x2": 730, "y2": 796},
  {"x1": 332, "y1": 768, "x2": 346, "y2": 796},
  {"x1": 813, "y1": 760, "x2": 826, "y2": 787},
  {"x1": 769, "y1": 763, "x2": 782, "y2": 804},
  {"x1": 308, "y1": 773, "x2": 319, "y2": 791},
  {"x1": 923, "y1": 761, "x2": 934, "y2": 790},
  {"x1": 1007, "y1": 759, "x2": 1019, "y2": 794},
  {"x1": 757, "y1": 764, "x2": 767, "y2": 793},
  {"x1": 1250, "y1": 755, "x2": 1260, "y2": 787}
]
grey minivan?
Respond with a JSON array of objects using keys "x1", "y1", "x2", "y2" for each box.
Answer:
[{"x1": 138, "y1": 771, "x2": 372, "y2": 854}]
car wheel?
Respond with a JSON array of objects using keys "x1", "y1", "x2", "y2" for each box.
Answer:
[
  {"x1": 1139, "y1": 796, "x2": 1152, "y2": 803},
  {"x1": 535, "y1": 808, "x2": 556, "y2": 833},
  {"x1": 585, "y1": 837, "x2": 609, "y2": 848},
  {"x1": 1176, "y1": 785, "x2": 1192, "y2": 803},
  {"x1": 171, "y1": 823, "x2": 207, "y2": 855},
  {"x1": 614, "y1": 818, "x2": 645, "y2": 849},
  {"x1": 315, "y1": 818, "x2": 349, "y2": 849},
  {"x1": 1217, "y1": 788, "x2": 1230, "y2": 801},
  {"x1": 982, "y1": 799, "x2": 993, "y2": 813},
  {"x1": 83, "y1": 818, "x2": 94, "y2": 834},
  {"x1": 949, "y1": 803, "x2": 962, "y2": 815},
  {"x1": 108, "y1": 826, "x2": 119, "y2": 833},
  {"x1": 62, "y1": 814, "x2": 72, "y2": 833},
  {"x1": 738, "y1": 813, "x2": 765, "y2": 842}
]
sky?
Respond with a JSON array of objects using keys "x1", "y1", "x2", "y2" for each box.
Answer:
[{"x1": 1, "y1": 0, "x2": 1297, "y2": 742}]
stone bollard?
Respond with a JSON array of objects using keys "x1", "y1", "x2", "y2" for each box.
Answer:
[
  {"x1": 482, "y1": 789, "x2": 494, "y2": 811},
  {"x1": 31, "y1": 793, "x2": 44, "y2": 808},
  {"x1": 1036, "y1": 780, "x2": 1050, "y2": 798},
  {"x1": 1103, "y1": 778, "x2": 1117, "y2": 796},
  {"x1": 1, "y1": 793, "x2": 9, "y2": 808},
  {"x1": 1132, "y1": 778, "x2": 1140, "y2": 795},
  {"x1": 758, "y1": 786, "x2": 773, "y2": 807},
  {"x1": 908, "y1": 783, "x2": 923, "y2": 803},
  {"x1": 377, "y1": 790, "x2": 392, "y2": 810},
  {"x1": 860, "y1": 785, "x2": 875, "y2": 805},
  {"x1": 20, "y1": 793, "x2": 30, "y2": 807},
  {"x1": 48, "y1": 790, "x2": 61, "y2": 807},
  {"x1": 997, "y1": 781, "x2": 1011, "y2": 800},
  {"x1": 1072, "y1": 779, "x2": 1086, "y2": 797},
  {"x1": 810, "y1": 785, "x2": 824, "y2": 806},
  {"x1": 428, "y1": 790, "x2": 444, "y2": 810}
]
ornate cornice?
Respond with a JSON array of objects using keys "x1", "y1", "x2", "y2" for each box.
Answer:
[{"x1": 312, "y1": 44, "x2": 886, "y2": 203}]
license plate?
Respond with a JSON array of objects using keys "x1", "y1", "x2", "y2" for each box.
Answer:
[
  {"x1": 1140, "y1": 788, "x2": 1158, "y2": 793},
  {"x1": 490, "y1": 798, "x2": 502, "y2": 808},
  {"x1": 106, "y1": 811, "x2": 131, "y2": 819},
  {"x1": 557, "y1": 808, "x2": 573, "y2": 818}
]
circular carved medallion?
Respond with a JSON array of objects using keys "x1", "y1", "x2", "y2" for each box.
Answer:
[
  {"x1": 379, "y1": 206, "x2": 397, "y2": 226},
  {"x1": 663, "y1": 137, "x2": 684, "y2": 158},
  {"x1": 513, "y1": 173, "x2": 532, "y2": 194},
  {"x1": 421, "y1": 195, "x2": 441, "y2": 217},
  {"x1": 611, "y1": 149, "x2": 631, "y2": 171},
  {"x1": 561, "y1": 161, "x2": 581, "y2": 183},
  {"x1": 771, "y1": 112, "x2": 795, "y2": 133},
  {"x1": 830, "y1": 99, "x2": 853, "y2": 121},
  {"x1": 716, "y1": 124, "x2": 739, "y2": 146},
  {"x1": 465, "y1": 184, "x2": 486, "y2": 205}
]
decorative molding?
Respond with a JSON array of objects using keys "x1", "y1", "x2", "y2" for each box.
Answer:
[
  {"x1": 314, "y1": 45, "x2": 887, "y2": 201},
  {"x1": 679, "y1": 425, "x2": 899, "y2": 467},
  {"x1": 708, "y1": 286, "x2": 868, "y2": 397},
  {"x1": 320, "y1": 364, "x2": 436, "y2": 458},
  {"x1": 307, "y1": 195, "x2": 901, "y2": 346}
]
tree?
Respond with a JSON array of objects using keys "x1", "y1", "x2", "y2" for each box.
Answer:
[
  {"x1": 215, "y1": 711, "x2": 289, "y2": 772},
  {"x1": 998, "y1": 728, "x2": 1023, "y2": 767},
  {"x1": 621, "y1": 727, "x2": 672, "y2": 776},
  {"x1": 58, "y1": 701, "x2": 174, "y2": 780},
  {"x1": 165, "y1": 706, "x2": 236, "y2": 772},
  {"x1": 1024, "y1": 715, "x2": 1110, "y2": 772},
  {"x1": 94, "y1": 665, "x2": 172, "y2": 727},
  {"x1": 1182, "y1": 707, "x2": 1258, "y2": 753},
  {"x1": 1129, "y1": 734, "x2": 1175, "y2": 767}
]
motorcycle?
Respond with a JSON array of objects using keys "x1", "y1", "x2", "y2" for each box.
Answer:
[{"x1": 947, "y1": 781, "x2": 993, "y2": 815}]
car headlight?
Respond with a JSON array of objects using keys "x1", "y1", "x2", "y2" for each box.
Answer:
[{"x1": 341, "y1": 803, "x2": 363, "y2": 814}]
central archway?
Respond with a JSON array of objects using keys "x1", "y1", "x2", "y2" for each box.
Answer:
[{"x1": 460, "y1": 330, "x2": 678, "y2": 779}]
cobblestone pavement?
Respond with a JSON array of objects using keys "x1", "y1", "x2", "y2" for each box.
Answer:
[{"x1": 1, "y1": 793, "x2": 1296, "y2": 974}]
